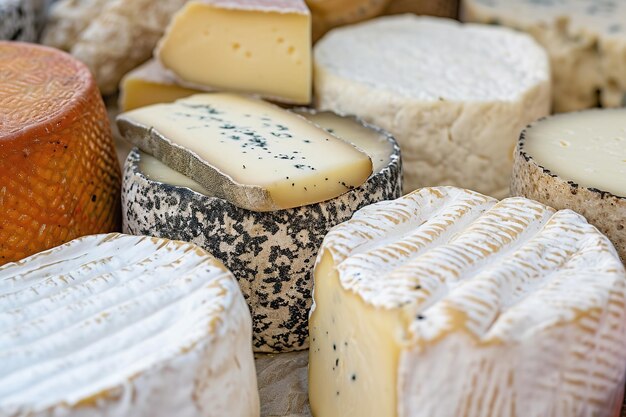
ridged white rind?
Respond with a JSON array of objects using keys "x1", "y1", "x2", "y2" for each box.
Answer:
[
  {"x1": 0, "y1": 233, "x2": 259, "y2": 417},
  {"x1": 317, "y1": 186, "x2": 626, "y2": 417}
]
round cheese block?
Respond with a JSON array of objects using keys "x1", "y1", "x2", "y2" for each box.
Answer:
[
  {"x1": 0, "y1": 42, "x2": 121, "y2": 266},
  {"x1": 462, "y1": 0, "x2": 626, "y2": 112},
  {"x1": 0, "y1": 233, "x2": 259, "y2": 417},
  {"x1": 0, "y1": 0, "x2": 45, "y2": 42},
  {"x1": 122, "y1": 110, "x2": 402, "y2": 352},
  {"x1": 310, "y1": 186, "x2": 626, "y2": 417},
  {"x1": 314, "y1": 15, "x2": 551, "y2": 198},
  {"x1": 511, "y1": 108, "x2": 626, "y2": 263}
]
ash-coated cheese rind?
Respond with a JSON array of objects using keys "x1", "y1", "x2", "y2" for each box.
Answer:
[
  {"x1": 309, "y1": 186, "x2": 626, "y2": 417},
  {"x1": 121, "y1": 111, "x2": 402, "y2": 352},
  {"x1": 511, "y1": 108, "x2": 626, "y2": 263},
  {"x1": 0, "y1": 0, "x2": 45, "y2": 42},
  {"x1": 0, "y1": 233, "x2": 260, "y2": 417},
  {"x1": 314, "y1": 15, "x2": 551, "y2": 198},
  {"x1": 462, "y1": 0, "x2": 626, "y2": 112},
  {"x1": 117, "y1": 93, "x2": 372, "y2": 212},
  {"x1": 157, "y1": 0, "x2": 312, "y2": 104}
]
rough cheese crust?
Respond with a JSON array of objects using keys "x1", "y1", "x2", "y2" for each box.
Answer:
[
  {"x1": 511, "y1": 120, "x2": 626, "y2": 263},
  {"x1": 313, "y1": 186, "x2": 626, "y2": 417},
  {"x1": 462, "y1": 0, "x2": 626, "y2": 112},
  {"x1": 314, "y1": 15, "x2": 550, "y2": 198},
  {"x1": 0, "y1": 233, "x2": 259, "y2": 417},
  {"x1": 121, "y1": 114, "x2": 402, "y2": 352}
]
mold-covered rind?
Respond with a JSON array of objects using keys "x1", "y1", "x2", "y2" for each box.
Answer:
[
  {"x1": 121, "y1": 117, "x2": 402, "y2": 352},
  {"x1": 511, "y1": 129, "x2": 626, "y2": 263}
]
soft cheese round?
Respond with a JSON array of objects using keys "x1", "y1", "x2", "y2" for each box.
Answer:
[
  {"x1": 0, "y1": 42, "x2": 121, "y2": 266},
  {"x1": 511, "y1": 108, "x2": 626, "y2": 263},
  {"x1": 0, "y1": 233, "x2": 259, "y2": 417},
  {"x1": 121, "y1": 110, "x2": 402, "y2": 352},
  {"x1": 462, "y1": 0, "x2": 626, "y2": 112},
  {"x1": 314, "y1": 15, "x2": 551, "y2": 197},
  {"x1": 310, "y1": 186, "x2": 626, "y2": 417}
]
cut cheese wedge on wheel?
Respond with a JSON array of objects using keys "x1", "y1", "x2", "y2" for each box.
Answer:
[
  {"x1": 0, "y1": 233, "x2": 260, "y2": 417},
  {"x1": 309, "y1": 186, "x2": 626, "y2": 417},
  {"x1": 117, "y1": 93, "x2": 373, "y2": 212}
]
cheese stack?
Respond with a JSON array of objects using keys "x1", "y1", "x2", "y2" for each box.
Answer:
[
  {"x1": 309, "y1": 186, "x2": 626, "y2": 417},
  {"x1": 314, "y1": 15, "x2": 551, "y2": 198},
  {"x1": 0, "y1": 233, "x2": 260, "y2": 417},
  {"x1": 0, "y1": 42, "x2": 121, "y2": 266},
  {"x1": 156, "y1": 0, "x2": 312, "y2": 104},
  {"x1": 511, "y1": 108, "x2": 626, "y2": 262},
  {"x1": 119, "y1": 94, "x2": 402, "y2": 352},
  {"x1": 462, "y1": 0, "x2": 626, "y2": 112}
]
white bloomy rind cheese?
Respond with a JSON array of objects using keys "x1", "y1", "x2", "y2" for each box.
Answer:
[
  {"x1": 117, "y1": 93, "x2": 372, "y2": 212},
  {"x1": 511, "y1": 108, "x2": 626, "y2": 263},
  {"x1": 121, "y1": 109, "x2": 402, "y2": 352},
  {"x1": 0, "y1": 233, "x2": 260, "y2": 417},
  {"x1": 309, "y1": 187, "x2": 626, "y2": 417},
  {"x1": 462, "y1": 0, "x2": 626, "y2": 112},
  {"x1": 157, "y1": 0, "x2": 312, "y2": 104},
  {"x1": 314, "y1": 15, "x2": 551, "y2": 197}
]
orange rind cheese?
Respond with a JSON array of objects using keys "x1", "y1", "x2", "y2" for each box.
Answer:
[{"x1": 0, "y1": 41, "x2": 121, "y2": 265}]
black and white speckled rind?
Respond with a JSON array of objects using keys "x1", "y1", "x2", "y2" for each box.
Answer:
[
  {"x1": 0, "y1": 0, "x2": 44, "y2": 42},
  {"x1": 122, "y1": 117, "x2": 402, "y2": 353}
]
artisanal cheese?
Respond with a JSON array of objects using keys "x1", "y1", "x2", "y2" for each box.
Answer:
[
  {"x1": 511, "y1": 108, "x2": 626, "y2": 262},
  {"x1": 314, "y1": 15, "x2": 551, "y2": 197},
  {"x1": 309, "y1": 186, "x2": 626, "y2": 417},
  {"x1": 0, "y1": 233, "x2": 260, "y2": 417},
  {"x1": 157, "y1": 0, "x2": 311, "y2": 104},
  {"x1": 122, "y1": 109, "x2": 402, "y2": 352},
  {"x1": 0, "y1": 42, "x2": 121, "y2": 266},
  {"x1": 384, "y1": 0, "x2": 458, "y2": 18},
  {"x1": 462, "y1": 0, "x2": 626, "y2": 112},
  {"x1": 119, "y1": 60, "x2": 200, "y2": 111},
  {"x1": 0, "y1": 0, "x2": 45, "y2": 42},
  {"x1": 117, "y1": 93, "x2": 372, "y2": 212},
  {"x1": 305, "y1": 0, "x2": 390, "y2": 41},
  {"x1": 42, "y1": 0, "x2": 189, "y2": 95}
]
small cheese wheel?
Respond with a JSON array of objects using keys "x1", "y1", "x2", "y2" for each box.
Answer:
[{"x1": 0, "y1": 42, "x2": 121, "y2": 266}]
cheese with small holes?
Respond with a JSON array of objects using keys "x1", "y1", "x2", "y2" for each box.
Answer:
[
  {"x1": 121, "y1": 108, "x2": 402, "y2": 352},
  {"x1": 0, "y1": 233, "x2": 260, "y2": 417},
  {"x1": 512, "y1": 108, "x2": 626, "y2": 263},
  {"x1": 309, "y1": 186, "x2": 626, "y2": 417},
  {"x1": 117, "y1": 93, "x2": 372, "y2": 212},
  {"x1": 157, "y1": 0, "x2": 311, "y2": 104},
  {"x1": 119, "y1": 60, "x2": 200, "y2": 111},
  {"x1": 314, "y1": 15, "x2": 550, "y2": 197},
  {"x1": 462, "y1": 0, "x2": 626, "y2": 112},
  {"x1": 0, "y1": 41, "x2": 121, "y2": 266}
]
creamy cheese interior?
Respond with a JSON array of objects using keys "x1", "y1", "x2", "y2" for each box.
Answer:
[
  {"x1": 523, "y1": 108, "x2": 626, "y2": 197},
  {"x1": 138, "y1": 109, "x2": 393, "y2": 196}
]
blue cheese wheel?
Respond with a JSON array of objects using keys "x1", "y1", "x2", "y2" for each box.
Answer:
[
  {"x1": 0, "y1": 0, "x2": 45, "y2": 42},
  {"x1": 121, "y1": 110, "x2": 402, "y2": 353}
]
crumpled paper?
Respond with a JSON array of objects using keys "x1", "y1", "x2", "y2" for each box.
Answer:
[{"x1": 255, "y1": 351, "x2": 311, "y2": 417}]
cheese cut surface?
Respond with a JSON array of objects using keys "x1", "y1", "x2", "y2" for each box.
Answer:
[
  {"x1": 119, "y1": 60, "x2": 200, "y2": 112},
  {"x1": 309, "y1": 187, "x2": 626, "y2": 417},
  {"x1": 121, "y1": 109, "x2": 402, "y2": 352},
  {"x1": 314, "y1": 15, "x2": 550, "y2": 197},
  {"x1": 462, "y1": 0, "x2": 626, "y2": 112},
  {"x1": 512, "y1": 109, "x2": 626, "y2": 262},
  {"x1": 157, "y1": 0, "x2": 311, "y2": 104},
  {"x1": 117, "y1": 93, "x2": 372, "y2": 212},
  {"x1": 0, "y1": 233, "x2": 260, "y2": 417},
  {"x1": 0, "y1": 42, "x2": 121, "y2": 266}
]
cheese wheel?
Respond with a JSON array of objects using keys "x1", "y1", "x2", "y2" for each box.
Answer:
[
  {"x1": 0, "y1": 233, "x2": 259, "y2": 417},
  {"x1": 121, "y1": 110, "x2": 402, "y2": 352},
  {"x1": 0, "y1": 42, "x2": 121, "y2": 266}
]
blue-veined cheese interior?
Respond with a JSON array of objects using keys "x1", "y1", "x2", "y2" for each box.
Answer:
[
  {"x1": 309, "y1": 187, "x2": 626, "y2": 417},
  {"x1": 137, "y1": 109, "x2": 391, "y2": 194},
  {"x1": 522, "y1": 108, "x2": 626, "y2": 198}
]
